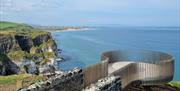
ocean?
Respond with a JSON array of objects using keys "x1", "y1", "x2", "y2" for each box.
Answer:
[{"x1": 51, "y1": 27, "x2": 180, "y2": 81}]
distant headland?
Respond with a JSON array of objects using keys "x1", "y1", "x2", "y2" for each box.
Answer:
[{"x1": 33, "y1": 25, "x2": 91, "y2": 32}]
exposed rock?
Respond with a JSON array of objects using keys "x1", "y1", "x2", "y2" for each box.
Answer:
[
  {"x1": 15, "y1": 35, "x2": 34, "y2": 52},
  {"x1": 124, "y1": 82, "x2": 180, "y2": 91},
  {"x1": 19, "y1": 68, "x2": 122, "y2": 91},
  {"x1": 83, "y1": 76, "x2": 121, "y2": 91},
  {"x1": 0, "y1": 54, "x2": 20, "y2": 75},
  {"x1": 33, "y1": 33, "x2": 51, "y2": 46},
  {"x1": 0, "y1": 34, "x2": 20, "y2": 53},
  {"x1": 22, "y1": 59, "x2": 39, "y2": 74},
  {"x1": 19, "y1": 67, "x2": 83, "y2": 91},
  {"x1": 0, "y1": 32, "x2": 58, "y2": 75},
  {"x1": 39, "y1": 64, "x2": 56, "y2": 74}
]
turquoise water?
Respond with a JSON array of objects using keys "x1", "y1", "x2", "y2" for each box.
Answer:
[{"x1": 52, "y1": 27, "x2": 180, "y2": 81}]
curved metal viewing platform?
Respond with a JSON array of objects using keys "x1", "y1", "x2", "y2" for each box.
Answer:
[{"x1": 101, "y1": 50, "x2": 174, "y2": 89}]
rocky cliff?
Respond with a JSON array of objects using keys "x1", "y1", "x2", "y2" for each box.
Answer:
[
  {"x1": 0, "y1": 34, "x2": 20, "y2": 53},
  {"x1": 0, "y1": 21, "x2": 58, "y2": 75}
]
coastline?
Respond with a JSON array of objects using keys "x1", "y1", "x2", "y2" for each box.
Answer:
[
  {"x1": 45, "y1": 28, "x2": 92, "y2": 32},
  {"x1": 1, "y1": 22, "x2": 180, "y2": 90}
]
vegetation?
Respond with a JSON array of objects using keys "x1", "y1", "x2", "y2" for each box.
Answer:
[
  {"x1": 47, "y1": 39, "x2": 55, "y2": 47},
  {"x1": 0, "y1": 21, "x2": 56, "y2": 61},
  {"x1": 30, "y1": 42, "x2": 55, "y2": 57},
  {"x1": 30, "y1": 46, "x2": 38, "y2": 54},
  {"x1": 40, "y1": 58, "x2": 51, "y2": 65},
  {"x1": 0, "y1": 21, "x2": 48, "y2": 38},
  {"x1": 0, "y1": 21, "x2": 26, "y2": 30},
  {"x1": 0, "y1": 54, "x2": 10, "y2": 62},
  {"x1": 7, "y1": 51, "x2": 27, "y2": 61},
  {"x1": 44, "y1": 52, "x2": 55, "y2": 58},
  {"x1": 0, "y1": 21, "x2": 57, "y2": 90},
  {"x1": 0, "y1": 74, "x2": 45, "y2": 85},
  {"x1": 167, "y1": 81, "x2": 180, "y2": 88},
  {"x1": 0, "y1": 74, "x2": 46, "y2": 90}
]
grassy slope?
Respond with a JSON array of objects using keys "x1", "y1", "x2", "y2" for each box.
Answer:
[
  {"x1": 0, "y1": 74, "x2": 44, "y2": 84},
  {"x1": 0, "y1": 74, "x2": 45, "y2": 91},
  {"x1": 0, "y1": 21, "x2": 47, "y2": 39},
  {"x1": 0, "y1": 21, "x2": 21, "y2": 30}
]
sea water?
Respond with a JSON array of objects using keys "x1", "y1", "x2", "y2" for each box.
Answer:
[{"x1": 51, "y1": 27, "x2": 180, "y2": 80}]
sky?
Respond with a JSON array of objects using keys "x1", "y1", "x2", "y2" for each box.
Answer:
[{"x1": 0, "y1": 0, "x2": 180, "y2": 26}]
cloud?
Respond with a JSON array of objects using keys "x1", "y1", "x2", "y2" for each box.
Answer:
[
  {"x1": 0, "y1": 0, "x2": 60, "y2": 13},
  {"x1": 0, "y1": 0, "x2": 179, "y2": 26}
]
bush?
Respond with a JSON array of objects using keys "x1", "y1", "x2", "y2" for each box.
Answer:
[
  {"x1": 44, "y1": 52, "x2": 55, "y2": 58},
  {"x1": 7, "y1": 51, "x2": 26, "y2": 61}
]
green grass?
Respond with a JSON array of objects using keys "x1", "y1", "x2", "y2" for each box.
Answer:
[
  {"x1": 0, "y1": 21, "x2": 48, "y2": 38},
  {"x1": 168, "y1": 81, "x2": 180, "y2": 88},
  {"x1": 30, "y1": 30, "x2": 48, "y2": 39},
  {"x1": 7, "y1": 51, "x2": 27, "y2": 61},
  {"x1": 0, "y1": 21, "x2": 32, "y2": 30},
  {"x1": 0, "y1": 21, "x2": 20, "y2": 30},
  {"x1": 0, "y1": 74, "x2": 28, "y2": 84},
  {"x1": 0, "y1": 74, "x2": 44, "y2": 85},
  {"x1": 30, "y1": 46, "x2": 38, "y2": 54},
  {"x1": 44, "y1": 52, "x2": 55, "y2": 58}
]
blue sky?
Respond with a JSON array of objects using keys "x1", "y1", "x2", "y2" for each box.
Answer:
[{"x1": 0, "y1": 0, "x2": 180, "y2": 26}]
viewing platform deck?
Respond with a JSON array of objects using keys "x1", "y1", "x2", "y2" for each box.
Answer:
[
  {"x1": 101, "y1": 50, "x2": 174, "y2": 89},
  {"x1": 108, "y1": 62, "x2": 133, "y2": 74}
]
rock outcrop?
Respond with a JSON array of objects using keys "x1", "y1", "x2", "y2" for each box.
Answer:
[
  {"x1": 83, "y1": 76, "x2": 121, "y2": 91},
  {"x1": 0, "y1": 54, "x2": 20, "y2": 75},
  {"x1": 0, "y1": 22, "x2": 59, "y2": 75},
  {"x1": 0, "y1": 33, "x2": 57, "y2": 54},
  {"x1": 18, "y1": 67, "x2": 83, "y2": 91},
  {"x1": 15, "y1": 35, "x2": 34, "y2": 52},
  {"x1": 0, "y1": 34, "x2": 20, "y2": 53}
]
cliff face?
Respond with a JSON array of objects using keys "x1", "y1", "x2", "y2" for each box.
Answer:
[
  {"x1": 15, "y1": 35, "x2": 34, "y2": 52},
  {"x1": 0, "y1": 33, "x2": 57, "y2": 53},
  {"x1": 32, "y1": 33, "x2": 58, "y2": 55},
  {"x1": 0, "y1": 33, "x2": 58, "y2": 75},
  {"x1": 0, "y1": 54, "x2": 20, "y2": 75},
  {"x1": 0, "y1": 21, "x2": 58, "y2": 75},
  {"x1": 0, "y1": 34, "x2": 20, "y2": 53},
  {"x1": 33, "y1": 33, "x2": 51, "y2": 46}
]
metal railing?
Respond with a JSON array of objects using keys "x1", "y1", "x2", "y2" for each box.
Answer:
[
  {"x1": 101, "y1": 50, "x2": 174, "y2": 88},
  {"x1": 83, "y1": 60, "x2": 108, "y2": 87}
]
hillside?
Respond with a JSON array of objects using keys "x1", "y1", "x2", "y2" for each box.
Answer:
[
  {"x1": 0, "y1": 21, "x2": 58, "y2": 75},
  {"x1": 0, "y1": 21, "x2": 25, "y2": 29},
  {"x1": 0, "y1": 21, "x2": 48, "y2": 38}
]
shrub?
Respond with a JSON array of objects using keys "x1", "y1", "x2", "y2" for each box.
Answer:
[{"x1": 7, "y1": 51, "x2": 26, "y2": 61}]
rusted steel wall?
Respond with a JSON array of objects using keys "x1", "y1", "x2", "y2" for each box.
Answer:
[{"x1": 83, "y1": 60, "x2": 108, "y2": 87}]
